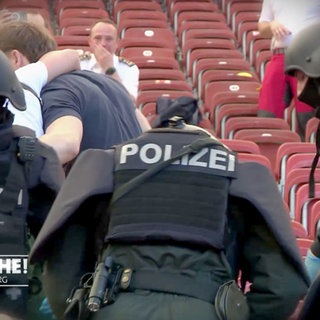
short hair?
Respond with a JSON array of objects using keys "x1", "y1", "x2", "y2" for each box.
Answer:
[
  {"x1": 0, "y1": 21, "x2": 56, "y2": 63},
  {"x1": 89, "y1": 18, "x2": 118, "y2": 35}
]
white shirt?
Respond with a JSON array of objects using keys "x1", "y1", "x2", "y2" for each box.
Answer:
[
  {"x1": 259, "y1": 0, "x2": 320, "y2": 49},
  {"x1": 80, "y1": 53, "x2": 139, "y2": 99},
  {"x1": 9, "y1": 61, "x2": 47, "y2": 137}
]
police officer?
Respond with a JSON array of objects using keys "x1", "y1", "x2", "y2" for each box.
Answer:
[
  {"x1": 80, "y1": 18, "x2": 139, "y2": 102},
  {"x1": 30, "y1": 115, "x2": 309, "y2": 320},
  {"x1": 285, "y1": 21, "x2": 320, "y2": 319},
  {"x1": 0, "y1": 50, "x2": 65, "y2": 319}
]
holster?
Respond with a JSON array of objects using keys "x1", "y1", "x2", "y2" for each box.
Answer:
[
  {"x1": 214, "y1": 280, "x2": 250, "y2": 320},
  {"x1": 64, "y1": 287, "x2": 90, "y2": 320}
]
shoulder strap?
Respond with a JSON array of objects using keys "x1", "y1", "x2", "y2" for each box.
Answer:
[
  {"x1": 20, "y1": 82, "x2": 43, "y2": 108},
  {"x1": 111, "y1": 137, "x2": 225, "y2": 204},
  {"x1": 0, "y1": 140, "x2": 26, "y2": 214}
]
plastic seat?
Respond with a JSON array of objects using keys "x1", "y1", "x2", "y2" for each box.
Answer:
[
  {"x1": 175, "y1": 11, "x2": 227, "y2": 35},
  {"x1": 203, "y1": 80, "x2": 260, "y2": 115},
  {"x1": 182, "y1": 28, "x2": 238, "y2": 51},
  {"x1": 291, "y1": 220, "x2": 309, "y2": 239},
  {"x1": 245, "y1": 30, "x2": 267, "y2": 61},
  {"x1": 205, "y1": 91, "x2": 259, "y2": 126},
  {"x1": 187, "y1": 48, "x2": 244, "y2": 80},
  {"x1": 171, "y1": 2, "x2": 219, "y2": 30},
  {"x1": 118, "y1": 19, "x2": 169, "y2": 37},
  {"x1": 55, "y1": 1, "x2": 106, "y2": 15},
  {"x1": 249, "y1": 38, "x2": 272, "y2": 68},
  {"x1": 235, "y1": 12, "x2": 261, "y2": 43},
  {"x1": 198, "y1": 69, "x2": 259, "y2": 104},
  {"x1": 216, "y1": 103, "x2": 258, "y2": 138},
  {"x1": 113, "y1": 1, "x2": 162, "y2": 21},
  {"x1": 295, "y1": 183, "x2": 320, "y2": 230},
  {"x1": 54, "y1": 35, "x2": 90, "y2": 50},
  {"x1": 117, "y1": 10, "x2": 168, "y2": 26},
  {"x1": 183, "y1": 39, "x2": 237, "y2": 70},
  {"x1": 121, "y1": 27, "x2": 176, "y2": 52},
  {"x1": 224, "y1": 117, "x2": 290, "y2": 140},
  {"x1": 283, "y1": 166, "x2": 320, "y2": 219},
  {"x1": 137, "y1": 90, "x2": 195, "y2": 110},
  {"x1": 139, "y1": 68, "x2": 187, "y2": 81},
  {"x1": 58, "y1": 17, "x2": 100, "y2": 32},
  {"x1": 194, "y1": 57, "x2": 253, "y2": 94},
  {"x1": 228, "y1": 2, "x2": 262, "y2": 31},
  {"x1": 1, "y1": 0, "x2": 49, "y2": 10},
  {"x1": 128, "y1": 56, "x2": 180, "y2": 70},
  {"x1": 305, "y1": 117, "x2": 320, "y2": 143},
  {"x1": 59, "y1": 9, "x2": 109, "y2": 29},
  {"x1": 61, "y1": 25, "x2": 91, "y2": 36},
  {"x1": 178, "y1": 21, "x2": 229, "y2": 47},
  {"x1": 119, "y1": 42, "x2": 176, "y2": 59},
  {"x1": 274, "y1": 142, "x2": 316, "y2": 180},
  {"x1": 234, "y1": 129, "x2": 302, "y2": 172},
  {"x1": 219, "y1": 139, "x2": 261, "y2": 154},
  {"x1": 139, "y1": 79, "x2": 192, "y2": 93}
]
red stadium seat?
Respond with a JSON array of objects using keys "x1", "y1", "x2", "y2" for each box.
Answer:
[
  {"x1": 274, "y1": 141, "x2": 316, "y2": 185},
  {"x1": 181, "y1": 28, "x2": 238, "y2": 51},
  {"x1": 216, "y1": 103, "x2": 258, "y2": 138},
  {"x1": 139, "y1": 68, "x2": 187, "y2": 81},
  {"x1": 175, "y1": 11, "x2": 226, "y2": 35},
  {"x1": 178, "y1": 21, "x2": 229, "y2": 48},
  {"x1": 224, "y1": 117, "x2": 290, "y2": 140},
  {"x1": 187, "y1": 48, "x2": 244, "y2": 80},
  {"x1": 283, "y1": 167, "x2": 320, "y2": 219},
  {"x1": 113, "y1": 1, "x2": 162, "y2": 22},
  {"x1": 198, "y1": 68, "x2": 259, "y2": 104},
  {"x1": 220, "y1": 139, "x2": 261, "y2": 154},
  {"x1": 203, "y1": 80, "x2": 260, "y2": 114},
  {"x1": 234, "y1": 128, "x2": 302, "y2": 172},
  {"x1": 139, "y1": 79, "x2": 192, "y2": 93},
  {"x1": 305, "y1": 117, "x2": 320, "y2": 143},
  {"x1": 137, "y1": 90, "x2": 195, "y2": 110},
  {"x1": 122, "y1": 27, "x2": 176, "y2": 53}
]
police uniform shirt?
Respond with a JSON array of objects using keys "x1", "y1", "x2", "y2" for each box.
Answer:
[
  {"x1": 9, "y1": 61, "x2": 47, "y2": 137},
  {"x1": 80, "y1": 53, "x2": 139, "y2": 100}
]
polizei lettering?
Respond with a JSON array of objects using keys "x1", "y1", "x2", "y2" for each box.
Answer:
[{"x1": 120, "y1": 143, "x2": 236, "y2": 173}]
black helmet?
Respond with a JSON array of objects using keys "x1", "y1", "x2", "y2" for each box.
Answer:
[
  {"x1": 0, "y1": 50, "x2": 26, "y2": 111},
  {"x1": 285, "y1": 22, "x2": 320, "y2": 78}
]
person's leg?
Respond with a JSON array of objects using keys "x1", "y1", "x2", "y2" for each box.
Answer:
[
  {"x1": 289, "y1": 75, "x2": 315, "y2": 139},
  {"x1": 258, "y1": 54, "x2": 287, "y2": 118}
]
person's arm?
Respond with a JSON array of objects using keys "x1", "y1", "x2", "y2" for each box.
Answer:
[
  {"x1": 135, "y1": 108, "x2": 151, "y2": 131},
  {"x1": 258, "y1": 20, "x2": 291, "y2": 40},
  {"x1": 39, "y1": 49, "x2": 80, "y2": 83},
  {"x1": 236, "y1": 200, "x2": 308, "y2": 319},
  {"x1": 39, "y1": 115, "x2": 83, "y2": 164}
]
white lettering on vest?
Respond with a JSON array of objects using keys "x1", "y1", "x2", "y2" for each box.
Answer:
[{"x1": 120, "y1": 143, "x2": 235, "y2": 172}]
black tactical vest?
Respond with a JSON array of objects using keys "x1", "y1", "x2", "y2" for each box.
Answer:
[{"x1": 106, "y1": 129, "x2": 238, "y2": 250}]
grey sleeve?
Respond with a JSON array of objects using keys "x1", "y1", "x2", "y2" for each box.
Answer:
[{"x1": 236, "y1": 201, "x2": 308, "y2": 320}]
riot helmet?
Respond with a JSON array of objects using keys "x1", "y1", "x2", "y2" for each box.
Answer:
[
  {"x1": 285, "y1": 22, "x2": 320, "y2": 198},
  {"x1": 285, "y1": 22, "x2": 320, "y2": 109},
  {"x1": 0, "y1": 50, "x2": 26, "y2": 111}
]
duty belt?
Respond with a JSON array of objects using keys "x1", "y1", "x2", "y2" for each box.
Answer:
[{"x1": 65, "y1": 255, "x2": 223, "y2": 319}]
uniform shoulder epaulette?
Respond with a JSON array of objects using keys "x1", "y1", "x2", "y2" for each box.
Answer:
[
  {"x1": 79, "y1": 53, "x2": 91, "y2": 61},
  {"x1": 119, "y1": 56, "x2": 135, "y2": 67}
]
